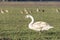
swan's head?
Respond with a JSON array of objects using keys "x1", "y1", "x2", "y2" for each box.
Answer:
[{"x1": 25, "y1": 14, "x2": 32, "y2": 18}]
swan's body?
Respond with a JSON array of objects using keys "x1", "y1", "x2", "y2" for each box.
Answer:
[{"x1": 25, "y1": 14, "x2": 53, "y2": 31}]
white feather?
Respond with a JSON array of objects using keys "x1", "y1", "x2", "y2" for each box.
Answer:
[{"x1": 25, "y1": 14, "x2": 53, "y2": 31}]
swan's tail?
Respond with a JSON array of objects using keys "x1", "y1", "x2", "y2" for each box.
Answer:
[
  {"x1": 41, "y1": 25, "x2": 54, "y2": 31},
  {"x1": 49, "y1": 26, "x2": 54, "y2": 29}
]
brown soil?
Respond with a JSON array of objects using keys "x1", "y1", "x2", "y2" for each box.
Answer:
[{"x1": 0, "y1": 2, "x2": 60, "y2": 7}]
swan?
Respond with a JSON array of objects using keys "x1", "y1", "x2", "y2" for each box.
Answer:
[{"x1": 25, "y1": 14, "x2": 53, "y2": 31}]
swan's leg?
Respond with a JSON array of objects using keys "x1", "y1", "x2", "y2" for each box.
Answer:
[
  {"x1": 39, "y1": 31, "x2": 41, "y2": 36},
  {"x1": 38, "y1": 31, "x2": 42, "y2": 39}
]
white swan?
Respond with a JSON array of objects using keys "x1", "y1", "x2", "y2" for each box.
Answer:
[{"x1": 25, "y1": 14, "x2": 53, "y2": 31}]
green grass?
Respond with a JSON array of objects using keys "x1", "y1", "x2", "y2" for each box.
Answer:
[{"x1": 0, "y1": 6, "x2": 60, "y2": 40}]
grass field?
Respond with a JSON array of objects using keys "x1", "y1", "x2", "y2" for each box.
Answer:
[{"x1": 0, "y1": 6, "x2": 60, "y2": 40}]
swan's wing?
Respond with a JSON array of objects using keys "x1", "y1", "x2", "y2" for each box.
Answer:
[
  {"x1": 33, "y1": 21, "x2": 49, "y2": 29},
  {"x1": 33, "y1": 21, "x2": 41, "y2": 26},
  {"x1": 33, "y1": 21, "x2": 44, "y2": 28},
  {"x1": 33, "y1": 21, "x2": 48, "y2": 26}
]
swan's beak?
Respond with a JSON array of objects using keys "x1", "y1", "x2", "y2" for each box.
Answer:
[{"x1": 25, "y1": 15, "x2": 28, "y2": 18}]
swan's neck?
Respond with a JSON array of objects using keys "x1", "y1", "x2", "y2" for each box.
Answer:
[{"x1": 29, "y1": 16, "x2": 34, "y2": 28}]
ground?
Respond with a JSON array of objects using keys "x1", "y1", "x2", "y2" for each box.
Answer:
[
  {"x1": 0, "y1": 2, "x2": 60, "y2": 7},
  {"x1": 0, "y1": 2, "x2": 60, "y2": 40}
]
